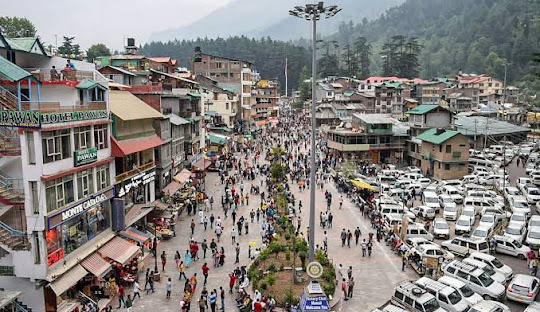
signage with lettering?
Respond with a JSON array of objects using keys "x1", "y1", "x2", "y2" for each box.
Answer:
[
  {"x1": 47, "y1": 248, "x2": 64, "y2": 266},
  {"x1": 300, "y1": 293, "x2": 330, "y2": 311},
  {"x1": 0, "y1": 110, "x2": 40, "y2": 128},
  {"x1": 41, "y1": 110, "x2": 109, "y2": 125},
  {"x1": 47, "y1": 188, "x2": 115, "y2": 230},
  {"x1": 117, "y1": 169, "x2": 156, "y2": 198},
  {"x1": 74, "y1": 147, "x2": 98, "y2": 167}
]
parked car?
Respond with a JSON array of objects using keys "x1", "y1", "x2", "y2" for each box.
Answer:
[
  {"x1": 443, "y1": 186, "x2": 464, "y2": 204},
  {"x1": 414, "y1": 277, "x2": 468, "y2": 312},
  {"x1": 509, "y1": 213, "x2": 527, "y2": 227},
  {"x1": 468, "y1": 252, "x2": 513, "y2": 282},
  {"x1": 470, "y1": 225, "x2": 492, "y2": 241},
  {"x1": 503, "y1": 186, "x2": 522, "y2": 202},
  {"x1": 437, "y1": 276, "x2": 483, "y2": 307},
  {"x1": 410, "y1": 206, "x2": 436, "y2": 219},
  {"x1": 433, "y1": 218, "x2": 450, "y2": 239},
  {"x1": 462, "y1": 258, "x2": 506, "y2": 285},
  {"x1": 418, "y1": 178, "x2": 432, "y2": 189},
  {"x1": 441, "y1": 236, "x2": 490, "y2": 257},
  {"x1": 442, "y1": 260, "x2": 506, "y2": 300},
  {"x1": 526, "y1": 226, "x2": 540, "y2": 249},
  {"x1": 529, "y1": 215, "x2": 540, "y2": 229},
  {"x1": 524, "y1": 185, "x2": 540, "y2": 204},
  {"x1": 493, "y1": 235, "x2": 530, "y2": 259},
  {"x1": 478, "y1": 214, "x2": 497, "y2": 231},
  {"x1": 506, "y1": 274, "x2": 540, "y2": 304},
  {"x1": 439, "y1": 194, "x2": 457, "y2": 210},
  {"x1": 504, "y1": 222, "x2": 527, "y2": 243},
  {"x1": 414, "y1": 244, "x2": 455, "y2": 262},
  {"x1": 525, "y1": 302, "x2": 540, "y2": 312},
  {"x1": 461, "y1": 207, "x2": 476, "y2": 223},
  {"x1": 443, "y1": 206, "x2": 459, "y2": 221},
  {"x1": 467, "y1": 300, "x2": 510, "y2": 312},
  {"x1": 455, "y1": 216, "x2": 473, "y2": 235},
  {"x1": 509, "y1": 196, "x2": 531, "y2": 217}
]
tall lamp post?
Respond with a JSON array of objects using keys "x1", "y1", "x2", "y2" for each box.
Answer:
[{"x1": 289, "y1": 2, "x2": 340, "y2": 269}]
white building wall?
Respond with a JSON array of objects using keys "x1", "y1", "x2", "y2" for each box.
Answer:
[{"x1": 425, "y1": 112, "x2": 451, "y2": 129}]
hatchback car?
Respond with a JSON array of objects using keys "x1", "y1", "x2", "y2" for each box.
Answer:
[
  {"x1": 455, "y1": 216, "x2": 472, "y2": 235},
  {"x1": 506, "y1": 274, "x2": 539, "y2": 304},
  {"x1": 443, "y1": 206, "x2": 458, "y2": 221},
  {"x1": 509, "y1": 212, "x2": 528, "y2": 227},
  {"x1": 410, "y1": 206, "x2": 436, "y2": 219},
  {"x1": 478, "y1": 214, "x2": 497, "y2": 230},
  {"x1": 439, "y1": 194, "x2": 457, "y2": 209},
  {"x1": 529, "y1": 215, "x2": 540, "y2": 229},
  {"x1": 504, "y1": 222, "x2": 527, "y2": 243},
  {"x1": 470, "y1": 226, "x2": 492, "y2": 241},
  {"x1": 526, "y1": 226, "x2": 540, "y2": 249},
  {"x1": 433, "y1": 218, "x2": 450, "y2": 239},
  {"x1": 468, "y1": 300, "x2": 510, "y2": 312},
  {"x1": 415, "y1": 244, "x2": 455, "y2": 261}
]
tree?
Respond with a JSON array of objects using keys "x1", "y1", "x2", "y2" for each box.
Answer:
[
  {"x1": 341, "y1": 44, "x2": 358, "y2": 77},
  {"x1": 380, "y1": 35, "x2": 422, "y2": 78},
  {"x1": 57, "y1": 36, "x2": 81, "y2": 55},
  {"x1": 317, "y1": 41, "x2": 339, "y2": 78},
  {"x1": 298, "y1": 66, "x2": 311, "y2": 102},
  {"x1": 87, "y1": 43, "x2": 111, "y2": 62},
  {"x1": 0, "y1": 16, "x2": 36, "y2": 37},
  {"x1": 354, "y1": 37, "x2": 372, "y2": 79}
]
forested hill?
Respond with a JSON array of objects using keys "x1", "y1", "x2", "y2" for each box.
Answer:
[
  {"x1": 140, "y1": 37, "x2": 311, "y2": 94},
  {"x1": 334, "y1": 0, "x2": 540, "y2": 83}
]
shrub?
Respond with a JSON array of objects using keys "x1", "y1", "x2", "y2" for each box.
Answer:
[
  {"x1": 267, "y1": 263, "x2": 277, "y2": 273},
  {"x1": 294, "y1": 240, "x2": 308, "y2": 253},
  {"x1": 322, "y1": 282, "x2": 336, "y2": 296},
  {"x1": 266, "y1": 273, "x2": 276, "y2": 286},
  {"x1": 279, "y1": 264, "x2": 284, "y2": 271},
  {"x1": 284, "y1": 233, "x2": 291, "y2": 241},
  {"x1": 299, "y1": 251, "x2": 307, "y2": 268},
  {"x1": 315, "y1": 250, "x2": 330, "y2": 266},
  {"x1": 322, "y1": 266, "x2": 336, "y2": 283},
  {"x1": 269, "y1": 241, "x2": 282, "y2": 254},
  {"x1": 285, "y1": 250, "x2": 291, "y2": 261},
  {"x1": 260, "y1": 282, "x2": 267, "y2": 290},
  {"x1": 284, "y1": 287, "x2": 299, "y2": 306}
]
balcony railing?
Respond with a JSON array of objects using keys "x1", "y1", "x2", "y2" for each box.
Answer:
[
  {"x1": 26, "y1": 68, "x2": 94, "y2": 82},
  {"x1": 21, "y1": 101, "x2": 106, "y2": 112},
  {"x1": 115, "y1": 161, "x2": 156, "y2": 183}
]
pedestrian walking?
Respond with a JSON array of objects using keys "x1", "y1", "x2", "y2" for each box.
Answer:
[
  {"x1": 210, "y1": 214, "x2": 215, "y2": 228},
  {"x1": 347, "y1": 230, "x2": 352, "y2": 248},
  {"x1": 235, "y1": 243, "x2": 240, "y2": 263},
  {"x1": 202, "y1": 239, "x2": 209, "y2": 258},
  {"x1": 132, "y1": 280, "x2": 141, "y2": 300},
  {"x1": 125, "y1": 295, "x2": 132, "y2": 312},
  {"x1": 215, "y1": 225, "x2": 222, "y2": 242},
  {"x1": 198, "y1": 295, "x2": 208, "y2": 312},
  {"x1": 191, "y1": 219, "x2": 196, "y2": 236},
  {"x1": 117, "y1": 284, "x2": 126, "y2": 308},
  {"x1": 209, "y1": 290, "x2": 217, "y2": 312},
  {"x1": 340, "y1": 229, "x2": 347, "y2": 247},
  {"x1": 166, "y1": 277, "x2": 172, "y2": 299},
  {"x1": 202, "y1": 263, "x2": 210, "y2": 285},
  {"x1": 347, "y1": 277, "x2": 355, "y2": 298},
  {"x1": 204, "y1": 216, "x2": 208, "y2": 231},
  {"x1": 347, "y1": 266, "x2": 353, "y2": 280},
  {"x1": 161, "y1": 251, "x2": 167, "y2": 271},
  {"x1": 354, "y1": 227, "x2": 361, "y2": 245},
  {"x1": 361, "y1": 239, "x2": 367, "y2": 257},
  {"x1": 175, "y1": 250, "x2": 181, "y2": 268},
  {"x1": 231, "y1": 227, "x2": 237, "y2": 244},
  {"x1": 341, "y1": 278, "x2": 348, "y2": 301},
  {"x1": 402, "y1": 255, "x2": 407, "y2": 272},
  {"x1": 178, "y1": 261, "x2": 187, "y2": 280},
  {"x1": 328, "y1": 213, "x2": 333, "y2": 228},
  {"x1": 220, "y1": 286, "x2": 225, "y2": 311},
  {"x1": 367, "y1": 240, "x2": 373, "y2": 257}
]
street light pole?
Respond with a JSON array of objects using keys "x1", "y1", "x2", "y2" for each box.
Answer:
[{"x1": 289, "y1": 1, "x2": 341, "y2": 270}]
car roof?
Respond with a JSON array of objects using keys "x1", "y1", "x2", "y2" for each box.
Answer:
[
  {"x1": 512, "y1": 274, "x2": 538, "y2": 286},
  {"x1": 470, "y1": 251, "x2": 495, "y2": 260}
]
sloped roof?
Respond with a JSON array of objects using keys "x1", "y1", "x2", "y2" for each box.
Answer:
[
  {"x1": 354, "y1": 113, "x2": 395, "y2": 124},
  {"x1": 416, "y1": 128, "x2": 460, "y2": 145},
  {"x1": 76, "y1": 78, "x2": 107, "y2": 90},
  {"x1": 407, "y1": 105, "x2": 440, "y2": 115},
  {"x1": 455, "y1": 116, "x2": 529, "y2": 136},
  {"x1": 109, "y1": 90, "x2": 163, "y2": 120},
  {"x1": 0, "y1": 55, "x2": 34, "y2": 82},
  {"x1": 104, "y1": 65, "x2": 136, "y2": 76},
  {"x1": 165, "y1": 113, "x2": 190, "y2": 126}
]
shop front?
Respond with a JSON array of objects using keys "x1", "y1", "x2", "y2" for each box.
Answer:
[
  {"x1": 46, "y1": 188, "x2": 115, "y2": 267},
  {"x1": 115, "y1": 168, "x2": 156, "y2": 208}
]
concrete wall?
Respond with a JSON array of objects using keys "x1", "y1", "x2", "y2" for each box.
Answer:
[{"x1": 425, "y1": 112, "x2": 451, "y2": 129}]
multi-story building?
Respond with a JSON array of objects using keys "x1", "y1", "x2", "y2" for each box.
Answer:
[
  {"x1": 196, "y1": 75, "x2": 239, "y2": 129},
  {"x1": 0, "y1": 34, "x2": 140, "y2": 312},
  {"x1": 326, "y1": 114, "x2": 408, "y2": 163},
  {"x1": 457, "y1": 74, "x2": 504, "y2": 105},
  {"x1": 416, "y1": 128, "x2": 470, "y2": 180},
  {"x1": 443, "y1": 87, "x2": 479, "y2": 112},
  {"x1": 253, "y1": 79, "x2": 279, "y2": 106},
  {"x1": 412, "y1": 81, "x2": 447, "y2": 105},
  {"x1": 191, "y1": 48, "x2": 253, "y2": 112}
]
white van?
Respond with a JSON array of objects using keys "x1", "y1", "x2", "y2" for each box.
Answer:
[
  {"x1": 423, "y1": 191, "x2": 441, "y2": 213},
  {"x1": 391, "y1": 281, "x2": 445, "y2": 312},
  {"x1": 443, "y1": 186, "x2": 464, "y2": 204},
  {"x1": 461, "y1": 258, "x2": 506, "y2": 285},
  {"x1": 437, "y1": 276, "x2": 483, "y2": 307},
  {"x1": 403, "y1": 172, "x2": 423, "y2": 181},
  {"x1": 405, "y1": 223, "x2": 434, "y2": 241},
  {"x1": 442, "y1": 260, "x2": 506, "y2": 301},
  {"x1": 468, "y1": 252, "x2": 513, "y2": 281},
  {"x1": 441, "y1": 236, "x2": 490, "y2": 257},
  {"x1": 414, "y1": 277, "x2": 469, "y2": 312}
]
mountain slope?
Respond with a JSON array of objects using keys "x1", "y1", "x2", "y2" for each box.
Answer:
[{"x1": 149, "y1": 0, "x2": 403, "y2": 42}]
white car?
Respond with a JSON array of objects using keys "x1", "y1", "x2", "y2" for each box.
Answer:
[
  {"x1": 461, "y1": 207, "x2": 476, "y2": 223},
  {"x1": 510, "y1": 196, "x2": 531, "y2": 217},
  {"x1": 525, "y1": 302, "x2": 540, "y2": 312},
  {"x1": 455, "y1": 216, "x2": 473, "y2": 235},
  {"x1": 439, "y1": 194, "x2": 457, "y2": 209},
  {"x1": 433, "y1": 218, "x2": 450, "y2": 239},
  {"x1": 479, "y1": 174, "x2": 507, "y2": 186},
  {"x1": 444, "y1": 186, "x2": 464, "y2": 204},
  {"x1": 529, "y1": 215, "x2": 540, "y2": 229},
  {"x1": 526, "y1": 163, "x2": 538, "y2": 175},
  {"x1": 418, "y1": 178, "x2": 432, "y2": 189},
  {"x1": 438, "y1": 276, "x2": 484, "y2": 308},
  {"x1": 405, "y1": 237, "x2": 437, "y2": 250},
  {"x1": 469, "y1": 252, "x2": 514, "y2": 282},
  {"x1": 462, "y1": 258, "x2": 506, "y2": 285},
  {"x1": 504, "y1": 222, "x2": 527, "y2": 243},
  {"x1": 410, "y1": 205, "x2": 436, "y2": 219},
  {"x1": 443, "y1": 206, "x2": 459, "y2": 221},
  {"x1": 478, "y1": 214, "x2": 497, "y2": 231},
  {"x1": 493, "y1": 235, "x2": 531, "y2": 260},
  {"x1": 526, "y1": 226, "x2": 540, "y2": 249},
  {"x1": 414, "y1": 244, "x2": 455, "y2": 261},
  {"x1": 506, "y1": 274, "x2": 540, "y2": 304},
  {"x1": 471, "y1": 226, "x2": 492, "y2": 241},
  {"x1": 509, "y1": 212, "x2": 527, "y2": 227},
  {"x1": 468, "y1": 300, "x2": 510, "y2": 312},
  {"x1": 525, "y1": 186, "x2": 540, "y2": 204},
  {"x1": 503, "y1": 186, "x2": 522, "y2": 202}
]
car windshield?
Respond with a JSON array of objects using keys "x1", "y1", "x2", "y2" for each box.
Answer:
[
  {"x1": 491, "y1": 258, "x2": 504, "y2": 269},
  {"x1": 445, "y1": 206, "x2": 457, "y2": 212},
  {"x1": 426, "y1": 197, "x2": 438, "y2": 203},
  {"x1": 473, "y1": 229, "x2": 487, "y2": 237},
  {"x1": 435, "y1": 222, "x2": 448, "y2": 229},
  {"x1": 530, "y1": 230, "x2": 540, "y2": 239},
  {"x1": 512, "y1": 215, "x2": 526, "y2": 222},
  {"x1": 448, "y1": 290, "x2": 462, "y2": 305},
  {"x1": 457, "y1": 219, "x2": 469, "y2": 226},
  {"x1": 531, "y1": 220, "x2": 540, "y2": 227},
  {"x1": 506, "y1": 227, "x2": 522, "y2": 235},
  {"x1": 530, "y1": 189, "x2": 540, "y2": 195},
  {"x1": 481, "y1": 215, "x2": 494, "y2": 222},
  {"x1": 463, "y1": 210, "x2": 474, "y2": 216},
  {"x1": 423, "y1": 298, "x2": 440, "y2": 312},
  {"x1": 478, "y1": 272, "x2": 494, "y2": 287},
  {"x1": 514, "y1": 201, "x2": 528, "y2": 208},
  {"x1": 459, "y1": 285, "x2": 475, "y2": 298},
  {"x1": 443, "y1": 197, "x2": 453, "y2": 203}
]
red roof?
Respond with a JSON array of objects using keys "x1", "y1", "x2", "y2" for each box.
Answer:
[
  {"x1": 149, "y1": 57, "x2": 171, "y2": 63},
  {"x1": 111, "y1": 135, "x2": 164, "y2": 157}
]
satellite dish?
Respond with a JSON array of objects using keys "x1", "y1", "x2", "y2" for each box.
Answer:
[{"x1": 344, "y1": 122, "x2": 352, "y2": 129}]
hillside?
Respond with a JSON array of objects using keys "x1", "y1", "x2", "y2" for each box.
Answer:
[{"x1": 149, "y1": 0, "x2": 403, "y2": 42}]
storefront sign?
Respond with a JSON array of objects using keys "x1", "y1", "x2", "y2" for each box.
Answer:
[
  {"x1": 41, "y1": 110, "x2": 109, "y2": 125},
  {"x1": 74, "y1": 147, "x2": 98, "y2": 167},
  {"x1": 47, "y1": 248, "x2": 64, "y2": 266},
  {"x1": 48, "y1": 188, "x2": 115, "y2": 230},
  {"x1": 0, "y1": 110, "x2": 40, "y2": 128},
  {"x1": 300, "y1": 293, "x2": 330, "y2": 311},
  {"x1": 117, "y1": 169, "x2": 156, "y2": 198}
]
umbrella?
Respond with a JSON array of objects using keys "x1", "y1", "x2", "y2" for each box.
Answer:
[
  {"x1": 249, "y1": 241, "x2": 257, "y2": 247},
  {"x1": 349, "y1": 179, "x2": 376, "y2": 191}
]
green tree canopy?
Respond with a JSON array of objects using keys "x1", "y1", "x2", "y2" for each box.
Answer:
[
  {"x1": 57, "y1": 36, "x2": 80, "y2": 55},
  {"x1": 0, "y1": 16, "x2": 36, "y2": 37},
  {"x1": 297, "y1": 65, "x2": 311, "y2": 102},
  {"x1": 87, "y1": 43, "x2": 111, "y2": 62}
]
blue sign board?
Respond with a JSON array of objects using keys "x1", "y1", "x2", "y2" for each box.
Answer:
[{"x1": 300, "y1": 293, "x2": 330, "y2": 311}]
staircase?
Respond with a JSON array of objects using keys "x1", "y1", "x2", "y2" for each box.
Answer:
[
  {"x1": 0, "y1": 222, "x2": 29, "y2": 251},
  {"x1": 0, "y1": 128, "x2": 21, "y2": 156},
  {"x1": 0, "y1": 86, "x2": 18, "y2": 110},
  {"x1": 0, "y1": 171, "x2": 24, "y2": 205},
  {"x1": 14, "y1": 298, "x2": 33, "y2": 312}
]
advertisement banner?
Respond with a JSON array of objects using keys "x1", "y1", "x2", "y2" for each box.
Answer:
[
  {"x1": 74, "y1": 147, "x2": 98, "y2": 167},
  {"x1": 0, "y1": 110, "x2": 40, "y2": 128}
]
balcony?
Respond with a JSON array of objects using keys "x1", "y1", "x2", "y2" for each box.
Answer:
[
  {"x1": 21, "y1": 101, "x2": 106, "y2": 112},
  {"x1": 26, "y1": 68, "x2": 94, "y2": 83},
  {"x1": 115, "y1": 161, "x2": 156, "y2": 183}
]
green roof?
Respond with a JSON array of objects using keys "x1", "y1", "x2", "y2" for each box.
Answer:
[
  {"x1": 0, "y1": 55, "x2": 34, "y2": 82},
  {"x1": 6, "y1": 37, "x2": 38, "y2": 52},
  {"x1": 374, "y1": 82, "x2": 403, "y2": 89},
  {"x1": 343, "y1": 91, "x2": 354, "y2": 97},
  {"x1": 407, "y1": 105, "x2": 440, "y2": 115},
  {"x1": 208, "y1": 133, "x2": 230, "y2": 145},
  {"x1": 416, "y1": 128, "x2": 460, "y2": 145},
  {"x1": 188, "y1": 92, "x2": 201, "y2": 98},
  {"x1": 76, "y1": 78, "x2": 107, "y2": 90},
  {"x1": 186, "y1": 116, "x2": 201, "y2": 122}
]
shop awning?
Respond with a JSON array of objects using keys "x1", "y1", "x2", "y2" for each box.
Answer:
[
  {"x1": 98, "y1": 237, "x2": 140, "y2": 265},
  {"x1": 193, "y1": 158, "x2": 211, "y2": 171},
  {"x1": 119, "y1": 227, "x2": 153, "y2": 245},
  {"x1": 208, "y1": 133, "x2": 230, "y2": 145},
  {"x1": 125, "y1": 204, "x2": 155, "y2": 227},
  {"x1": 173, "y1": 169, "x2": 192, "y2": 184},
  {"x1": 163, "y1": 181, "x2": 182, "y2": 194},
  {"x1": 49, "y1": 264, "x2": 88, "y2": 295},
  {"x1": 81, "y1": 253, "x2": 111, "y2": 278},
  {"x1": 111, "y1": 135, "x2": 165, "y2": 157},
  {"x1": 349, "y1": 179, "x2": 376, "y2": 191},
  {"x1": 166, "y1": 113, "x2": 190, "y2": 126}
]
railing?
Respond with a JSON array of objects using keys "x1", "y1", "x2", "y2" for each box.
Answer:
[
  {"x1": 14, "y1": 300, "x2": 30, "y2": 312},
  {"x1": 0, "y1": 170, "x2": 24, "y2": 197},
  {"x1": 0, "y1": 220, "x2": 25, "y2": 237},
  {"x1": 21, "y1": 101, "x2": 106, "y2": 112},
  {"x1": 77, "y1": 291, "x2": 98, "y2": 310},
  {"x1": 25, "y1": 68, "x2": 94, "y2": 82},
  {"x1": 115, "y1": 161, "x2": 156, "y2": 183}
]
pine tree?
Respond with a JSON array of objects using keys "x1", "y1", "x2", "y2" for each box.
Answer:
[{"x1": 354, "y1": 37, "x2": 372, "y2": 79}]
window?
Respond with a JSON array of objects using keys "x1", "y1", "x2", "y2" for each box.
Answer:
[
  {"x1": 446, "y1": 145, "x2": 452, "y2": 153},
  {"x1": 394, "y1": 290, "x2": 404, "y2": 300},
  {"x1": 26, "y1": 131, "x2": 35, "y2": 164},
  {"x1": 96, "y1": 164, "x2": 110, "y2": 191},
  {"x1": 33, "y1": 233, "x2": 40, "y2": 264},
  {"x1": 45, "y1": 175, "x2": 74, "y2": 212},
  {"x1": 404, "y1": 296, "x2": 414, "y2": 306},
  {"x1": 77, "y1": 170, "x2": 94, "y2": 199},
  {"x1": 42, "y1": 129, "x2": 71, "y2": 163},
  {"x1": 215, "y1": 62, "x2": 223, "y2": 69},
  {"x1": 226, "y1": 102, "x2": 229, "y2": 110},
  {"x1": 94, "y1": 124, "x2": 108, "y2": 149},
  {"x1": 74, "y1": 126, "x2": 92, "y2": 150},
  {"x1": 445, "y1": 164, "x2": 451, "y2": 170},
  {"x1": 30, "y1": 181, "x2": 38, "y2": 214},
  {"x1": 439, "y1": 145, "x2": 442, "y2": 153},
  {"x1": 456, "y1": 270, "x2": 468, "y2": 279},
  {"x1": 438, "y1": 293, "x2": 448, "y2": 304},
  {"x1": 446, "y1": 266, "x2": 456, "y2": 274}
]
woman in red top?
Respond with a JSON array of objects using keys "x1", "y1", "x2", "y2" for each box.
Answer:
[{"x1": 228, "y1": 273, "x2": 237, "y2": 293}]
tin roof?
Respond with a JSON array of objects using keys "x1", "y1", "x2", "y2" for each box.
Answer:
[{"x1": 416, "y1": 128, "x2": 460, "y2": 145}]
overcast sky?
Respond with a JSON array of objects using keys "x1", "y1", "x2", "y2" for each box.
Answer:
[{"x1": 3, "y1": 0, "x2": 234, "y2": 51}]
